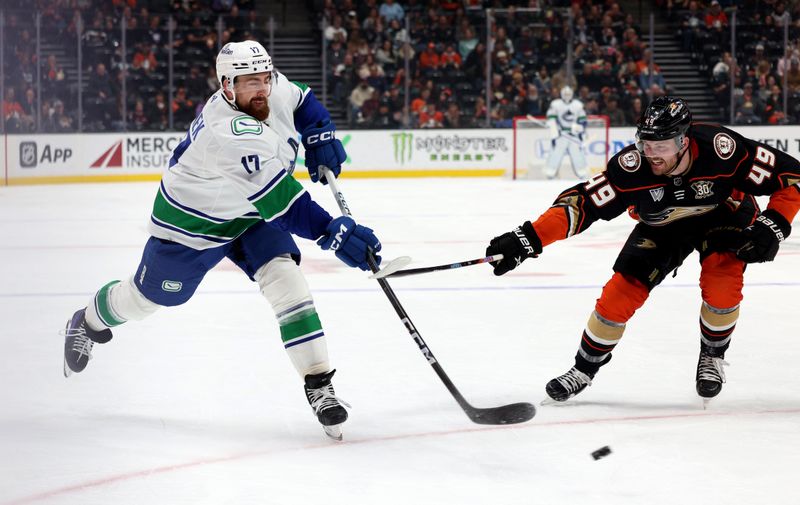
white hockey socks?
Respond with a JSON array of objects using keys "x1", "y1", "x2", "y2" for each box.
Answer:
[
  {"x1": 256, "y1": 255, "x2": 331, "y2": 378},
  {"x1": 84, "y1": 278, "x2": 160, "y2": 331}
]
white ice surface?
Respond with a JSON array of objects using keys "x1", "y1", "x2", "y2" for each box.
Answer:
[{"x1": 1, "y1": 178, "x2": 799, "y2": 505}]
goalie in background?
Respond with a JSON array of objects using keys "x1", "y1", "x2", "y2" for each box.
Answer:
[{"x1": 544, "y1": 86, "x2": 588, "y2": 179}]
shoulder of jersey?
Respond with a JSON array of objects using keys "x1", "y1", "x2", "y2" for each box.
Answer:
[
  {"x1": 690, "y1": 122, "x2": 742, "y2": 162},
  {"x1": 607, "y1": 145, "x2": 657, "y2": 189}
]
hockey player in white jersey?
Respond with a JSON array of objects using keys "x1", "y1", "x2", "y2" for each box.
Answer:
[
  {"x1": 61, "y1": 40, "x2": 378, "y2": 441},
  {"x1": 544, "y1": 86, "x2": 588, "y2": 179}
]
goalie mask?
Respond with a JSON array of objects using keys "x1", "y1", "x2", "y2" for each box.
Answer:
[
  {"x1": 560, "y1": 86, "x2": 574, "y2": 103},
  {"x1": 216, "y1": 40, "x2": 274, "y2": 108}
]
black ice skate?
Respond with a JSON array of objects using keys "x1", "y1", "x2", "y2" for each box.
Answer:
[
  {"x1": 696, "y1": 348, "x2": 728, "y2": 406},
  {"x1": 544, "y1": 366, "x2": 595, "y2": 403},
  {"x1": 304, "y1": 370, "x2": 350, "y2": 441},
  {"x1": 62, "y1": 308, "x2": 112, "y2": 377}
]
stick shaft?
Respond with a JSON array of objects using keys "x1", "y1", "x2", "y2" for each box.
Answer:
[
  {"x1": 376, "y1": 254, "x2": 504, "y2": 279},
  {"x1": 322, "y1": 169, "x2": 474, "y2": 413}
]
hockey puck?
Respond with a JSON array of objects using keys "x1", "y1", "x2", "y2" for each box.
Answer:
[{"x1": 591, "y1": 446, "x2": 612, "y2": 460}]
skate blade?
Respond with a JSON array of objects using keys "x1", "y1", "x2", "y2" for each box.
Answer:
[
  {"x1": 702, "y1": 398, "x2": 712, "y2": 410},
  {"x1": 539, "y1": 397, "x2": 572, "y2": 406},
  {"x1": 63, "y1": 358, "x2": 72, "y2": 378},
  {"x1": 323, "y1": 424, "x2": 343, "y2": 441}
]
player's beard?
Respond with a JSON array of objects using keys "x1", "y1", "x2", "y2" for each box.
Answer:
[{"x1": 239, "y1": 95, "x2": 270, "y2": 121}]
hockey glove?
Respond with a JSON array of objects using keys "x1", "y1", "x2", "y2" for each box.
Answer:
[
  {"x1": 318, "y1": 216, "x2": 382, "y2": 271},
  {"x1": 735, "y1": 209, "x2": 791, "y2": 263},
  {"x1": 302, "y1": 119, "x2": 346, "y2": 185},
  {"x1": 485, "y1": 221, "x2": 543, "y2": 276}
]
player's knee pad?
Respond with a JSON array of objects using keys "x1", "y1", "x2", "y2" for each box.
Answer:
[
  {"x1": 700, "y1": 252, "x2": 744, "y2": 308},
  {"x1": 255, "y1": 255, "x2": 314, "y2": 316},
  {"x1": 94, "y1": 278, "x2": 161, "y2": 326},
  {"x1": 595, "y1": 272, "x2": 649, "y2": 323}
]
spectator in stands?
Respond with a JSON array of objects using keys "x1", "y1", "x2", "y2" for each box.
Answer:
[
  {"x1": 772, "y1": 2, "x2": 791, "y2": 27},
  {"x1": 129, "y1": 98, "x2": 149, "y2": 131},
  {"x1": 443, "y1": 101, "x2": 462, "y2": 128},
  {"x1": 463, "y1": 42, "x2": 486, "y2": 79},
  {"x1": 359, "y1": 89, "x2": 381, "y2": 124},
  {"x1": 43, "y1": 99, "x2": 74, "y2": 133},
  {"x1": 604, "y1": 95, "x2": 626, "y2": 126},
  {"x1": 786, "y1": 58, "x2": 800, "y2": 93},
  {"x1": 365, "y1": 64, "x2": 387, "y2": 94},
  {"x1": 172, "y1": 85, "x2": 195, "y2": 128},
  {"x1": 132, "y1": 42, "x2": 158, "y2": 74},
  {"x1": 735, "y1": 82, "x2": 765, "y2": 124},
  {"x1": 325, "y1": 15, "x2": 347, "y2": 42},
  {"x1": 705, "y1": 0, "x2": 728, "y2": 28},
  {"x1": 375, "y1": 39, "x2": 396, "y2": 69},
  {"x1": 87, "y1": 63, "x2": 116, "y2": 129},
  {"x1": 185, "y1": 66, "x2": 209, "y2": 102},
  {"x1": 765, "y1": 84, "x2": 786, "y2": 124},
  {"x1": 457, "y1": 26, "x2": 478, "y2": 60},
  {"x1": 419, "y1": 42, "x2": 441, "y2": 73},
  {"x1": 440, "y1": 44, "x2": 462, "y2": 69},
  {"x1": 679, "y1": 1, "x2": 704, "y2": 52},
  {"x1": 625, "y1": 96, "x2": 643, "y2": 125},
  {"x1": 349, "y1": 79, "x2": 375, "y2": 123},
  {"x1": 637, "y1": 50, "x2": 667, "y2": 92},
  {"x1": 419, "y1": 102, "x2": 444, "y2": 128},
  {"x1": 3, "y1": 87, "x2": 28, "y2": 133},
  {"x1": 42, "y1": 54, "x2": 66, "y2": 97},
  {"x1": 149, "y1": 91, "x2": 169, "y2": 131},
  {"x1": 379, "y1": 0, "x2": 405, "y2": 23},
  {"x1": 370, "y1": 98, "x2": 398, "y2": 128},
  {"x1": 522, "y1": 83, "x2": 543, "y2": 116},
  {"x1": 410, "y1": 88, "x2": 431, "y2": 115}
]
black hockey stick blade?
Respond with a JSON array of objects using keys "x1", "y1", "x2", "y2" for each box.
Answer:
[
  {"x1": 321, "y1": 167, "x2": 536, "y2": 426},
  {"x1": 466, "y1": 402, "x2": 537, "y2": 425}
]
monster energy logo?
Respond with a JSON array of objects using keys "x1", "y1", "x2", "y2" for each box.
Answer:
[{"x1": 392, "y1": 132, "x2": 413, "y2": 164}]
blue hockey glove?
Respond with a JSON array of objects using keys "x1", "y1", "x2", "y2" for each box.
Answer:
[
  {"x1": 302, "y1": 119, "x2": 346, "y2": 185},
  {"x1": 317, "y1": 216, "x2": 382, "y2": 271}
]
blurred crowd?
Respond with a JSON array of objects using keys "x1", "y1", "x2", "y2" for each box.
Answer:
[
  {"x1": 665, "y1": 0, "x2": 800, "y2": 125},
  {"x1": 320, "y1": 0, "x2": 666, "y2": 128},
  {"x1": 2, "y1": 0, "x2": 800, "y2": 132}
]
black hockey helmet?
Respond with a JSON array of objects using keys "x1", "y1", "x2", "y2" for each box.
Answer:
[{"x1": 636, "y1": 96, "x2": 691, "y2": 142}]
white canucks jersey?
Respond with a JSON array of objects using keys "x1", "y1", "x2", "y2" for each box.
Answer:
[
  {"x1": 148, "y1": 72, "x2": 312, "y2": 249},
  {"x1": 546, "y1": 98, "x2": 587, "y2": 140}
]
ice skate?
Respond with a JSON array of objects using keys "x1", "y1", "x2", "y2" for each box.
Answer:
[
  {"x1": 304, "y1": 370, "x2": 350, "y2": 441},
  {"x1": 696, "y1": 349, "x2": 728, "y2": 408},
  {"x1": 62, "y1": 308, "x2": 112, "y2": 377},
  {"x1": 543, "y1": 366, "x2": 595, "y2": 404}
]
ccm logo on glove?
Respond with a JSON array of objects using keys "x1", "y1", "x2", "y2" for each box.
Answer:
[{"x1": 305, "y1": 131, "x2": 334, "y2": 145}]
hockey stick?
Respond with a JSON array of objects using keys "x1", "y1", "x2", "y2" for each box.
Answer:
[
  {"x1": 369, "y1": 254, "x2": 504, "y2": 279},
  {"x1": 321, "y1": 167, "x2": 536, "y2": 425}
]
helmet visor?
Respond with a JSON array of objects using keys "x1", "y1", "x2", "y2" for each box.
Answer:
[{"x1": 636, "y1": 136, "x2": 682, "y2": 158}]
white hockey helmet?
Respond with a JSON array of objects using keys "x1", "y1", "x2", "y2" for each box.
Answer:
[
  {"x1": 216, "y1": 40, "x2": 273, "y2": 104},
  {"x1": 560, "y1": 85, "x2": 574, "y2": 103}
]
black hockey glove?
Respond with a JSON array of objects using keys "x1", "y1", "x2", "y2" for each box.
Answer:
[
  {"x1": 736, "y1": 209, "x2": 791, "y2": 263},
  {"x1": 486, "y1": 221, "x2": 543, "y2": 276}
]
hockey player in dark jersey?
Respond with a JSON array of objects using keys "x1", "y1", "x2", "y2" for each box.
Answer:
[{"x1": 485, "y1": 96, "x2": 800, "y2": 403}]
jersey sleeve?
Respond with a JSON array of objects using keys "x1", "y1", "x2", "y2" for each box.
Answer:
[
  {"x1": 532, "y1": 170, "x2": 630, "y2": 247},
  {"x1": 733, "y1": 134, "x2": 800, "y2": 222},
  {"x1": 279, "y1": 75, "x2": 330, "y2": 133}
]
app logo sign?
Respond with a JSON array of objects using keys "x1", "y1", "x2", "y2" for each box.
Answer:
[
  {"x1": 20, "y1": 142, "x2": 37, "y2": 168},
  {"x1": 19, "y1": 141, "x2": 73, "y2": 168}
]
